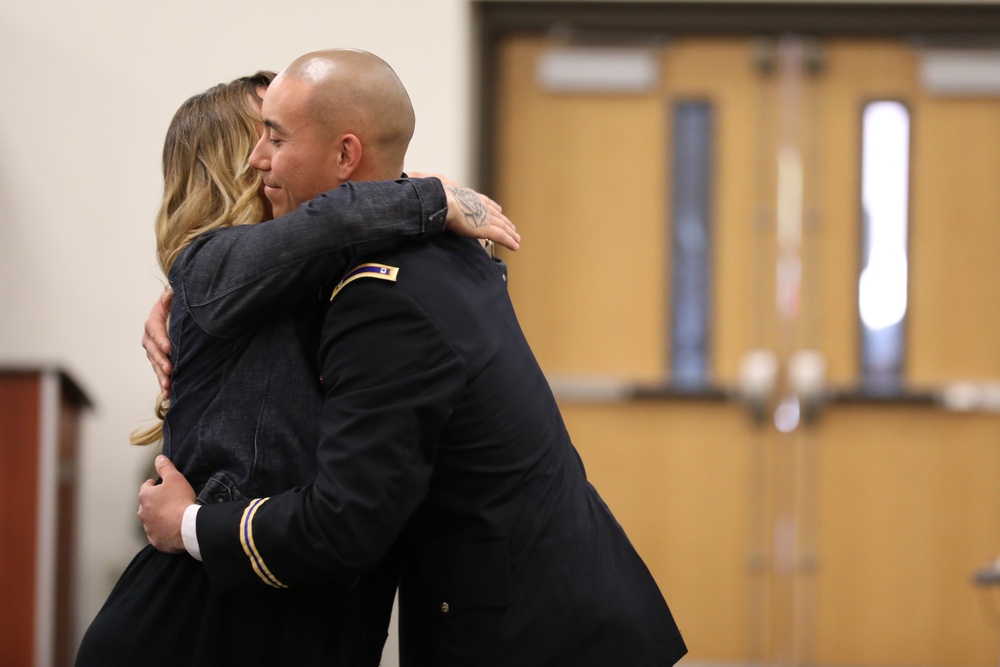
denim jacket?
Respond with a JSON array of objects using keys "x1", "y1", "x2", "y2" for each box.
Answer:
[{"x1": 163, "y1": 178, "x2": 447, "y2": 505}]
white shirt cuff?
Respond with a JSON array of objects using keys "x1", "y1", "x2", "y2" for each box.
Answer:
[{"x1": 182, "y1": 504, "x2": 202, "y2": 561}]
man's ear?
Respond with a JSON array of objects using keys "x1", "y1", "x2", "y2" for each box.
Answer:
[{"x1": 336, "y1": 134, "x2": 362, "y2": 181}]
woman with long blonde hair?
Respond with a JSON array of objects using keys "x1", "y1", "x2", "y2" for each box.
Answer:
[{"x1": 76, "y1": 71, "x2": 513, "y2": 667}]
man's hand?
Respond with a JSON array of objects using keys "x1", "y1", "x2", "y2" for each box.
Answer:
[
  {"x1": 138, "y1": 455, "x2": 195, "y2": 554},
  {"x1": 143, "y1": 289, "x2": 173, "y2": 399},
  {"x1": 409, "y1": 173, "x2": 520, "y2": 251}
]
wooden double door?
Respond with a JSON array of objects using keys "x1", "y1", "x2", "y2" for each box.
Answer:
[{"x1": 492, "y1": 32, "x2": 1000, "y2": 667}]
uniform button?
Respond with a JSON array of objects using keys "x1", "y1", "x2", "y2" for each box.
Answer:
[
  {"x1": 213, "y1": 493, "x2": 227, "y2": 503},
  {"x1": 440, "y1": 602, "x2": 450, "y2": 614}
]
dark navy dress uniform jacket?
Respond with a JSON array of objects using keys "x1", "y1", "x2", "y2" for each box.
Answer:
[{"x1": 197, "y1": 233, "x2": 688, "y2": 667}]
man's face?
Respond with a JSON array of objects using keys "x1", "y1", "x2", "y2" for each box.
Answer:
[{"x1": 249, "y1": 76, "x2": 343, "y2": 218}]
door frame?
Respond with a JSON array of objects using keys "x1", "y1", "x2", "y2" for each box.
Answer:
[{"x1": 473, "y1": 1, "x2": 1000, "y2": 191}]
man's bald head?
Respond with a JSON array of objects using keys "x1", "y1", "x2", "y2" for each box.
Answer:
[
  {"x1": 247, "y1": 49, "x2": 417, "y2": 217},
  {"x1": 278, "y1": 49, "x2": 415, "y2": 176}
]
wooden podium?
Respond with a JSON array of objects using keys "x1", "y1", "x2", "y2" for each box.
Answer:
[{"x1": 0, "y1": 368, "x2": 92, "y2": 667}]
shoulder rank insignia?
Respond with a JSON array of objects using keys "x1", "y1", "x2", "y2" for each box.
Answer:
[{"x1": 330, "y1": 263, "x2": 400, "y2": 302}]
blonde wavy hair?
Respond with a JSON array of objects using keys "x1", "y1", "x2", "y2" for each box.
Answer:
[{"x1": 132, "y1": 70, "x2": 276, "y2": 446}]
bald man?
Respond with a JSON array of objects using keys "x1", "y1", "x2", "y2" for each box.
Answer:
[
  {"x1": 141, "y1": 49, "x2": 687, "y2": 667},
  {"x1": 249, "y1": 49, "x2": 418, "y2": 218}
]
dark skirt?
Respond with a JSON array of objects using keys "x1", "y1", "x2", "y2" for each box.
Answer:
[{"x1": 74, "y1": 545, "x2": 397, "y2": 667}]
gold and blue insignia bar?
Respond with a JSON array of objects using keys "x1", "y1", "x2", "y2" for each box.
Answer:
[
  {"x1": 330, "y1": 263, "x2": 400, "y2": 301},
  {"x1": 240, "y1": 497, "x2": 288, "y2": 589}
]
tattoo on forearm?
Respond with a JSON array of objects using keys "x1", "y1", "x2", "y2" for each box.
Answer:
[{"x1": 447, "y1": 186, "x2": 488, "y2": 228}]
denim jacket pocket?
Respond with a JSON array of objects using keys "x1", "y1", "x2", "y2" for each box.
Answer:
[{"x1": 197, "y1": 472, "x2": 250, "y2": 506}]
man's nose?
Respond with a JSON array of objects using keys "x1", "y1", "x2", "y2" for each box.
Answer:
[{"x1": 249, "y1": 134, "x2": 270, "y2": 170}]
